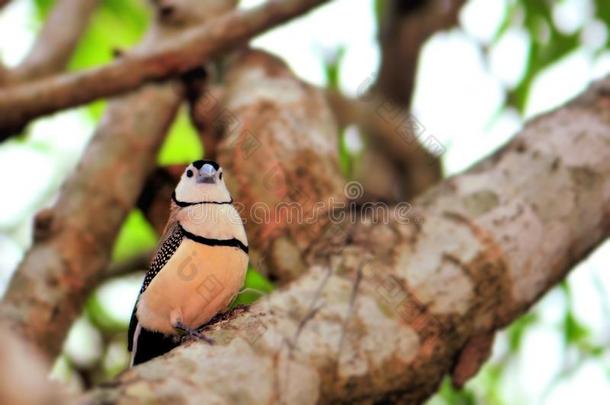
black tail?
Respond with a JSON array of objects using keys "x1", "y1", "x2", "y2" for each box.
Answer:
[{"x1": 131, "y1": 326, "x2": 180, "y2": 366}]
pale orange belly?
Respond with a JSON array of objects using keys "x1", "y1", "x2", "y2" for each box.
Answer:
[{"x1": 136, "y1": 240, "x2": 248, "y2": 334}]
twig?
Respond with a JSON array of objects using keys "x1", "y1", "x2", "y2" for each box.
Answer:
[{"x1": 0, "y1": 0, "x2": 331, "y2": 138}]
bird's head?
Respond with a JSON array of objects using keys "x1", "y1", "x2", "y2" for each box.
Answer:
[{"x1": 174, "y1": 160, "x2": 231, "y2": 204}]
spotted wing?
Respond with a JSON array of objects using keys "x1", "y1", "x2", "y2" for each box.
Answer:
[{"x1": 128, "y1": 223, "x2": 184, "y2": 351}]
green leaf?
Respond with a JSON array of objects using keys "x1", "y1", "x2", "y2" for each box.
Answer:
[
  {"x1": 563, "y1": 311, "x2": 589, "y2": 345},
  {"x1": 33, "y1": 0, "x2": 53, "y2": 20},
  {"x1": 323, "y1": 47, "x2": 346, "y2": 91},
  {"x1": 60, "y1": 0, "x2": 149, "y2": 119},
  {"x1": 374, "y1": 0, "x2": 385, "y2": 26},
  {"x1": 338, "y1": 130, "x2": 353, "y2": 178},
  {"x1": 505, "y1": 0, "x2": 580, "y2": 112},
  {"x1": 507, "y1": 312, "x2": 537, "y2": 352},
  {"x1": 112, "y1": 209, "x2": 157, "y2": 261},
  {"x1": 435, "y1": 377, "x2": 477, "y2": 405},
  {"x1": 157, "y1": 108, "x2": 204, "y2": 165},
  {"x1": 68, "y1": 4, "x2": 148, "y2": 72},
  {"x1": 231, "y1": 268, "x2": 274, "y2": 307},
  {"x1": 85, "y1": 292, "x2": 126, "y2": 332}
]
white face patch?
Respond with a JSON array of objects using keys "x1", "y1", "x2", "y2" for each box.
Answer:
[{"x1": 175, "y1": 163, "x2": 231, "y2": 203}]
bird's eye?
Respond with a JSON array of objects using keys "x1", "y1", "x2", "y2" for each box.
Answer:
[
  {"x1": 186, "y1": 170, "x2": 193, "y2": 178},
  {"x1": 219, "y1": 172, "x2": 223, "y2": 180}
]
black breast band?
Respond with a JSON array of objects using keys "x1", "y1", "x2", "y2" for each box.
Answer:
[
  {"x1": 172, "y1": 192, "x2": 233, "y2": 207},
  {"x1": 178, "y1": 224, "x2": 248, "y2": 254}
]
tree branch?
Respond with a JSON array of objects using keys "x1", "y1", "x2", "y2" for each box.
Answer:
[
  {"x1": 1, "y1": 0, "x2": 99, "y2": 85},
  {"x1": 216, "y1": 49, "x2": 345, "y2": 282},
  {"x1": 0, "y1": 0, "x2": 237, "y2": 360},
  {"x1": 327, "y1": 90, "x2": 441, "y2": 198},
  {"x1": 103, "y1": 250, "x2": 153, "y2": 281},
  {"x1": 0, "y1": 0, "x2": 331, "y2": 139},
  {"x1": 83, "y1": 75, "x2": 610, "y2": 404}
]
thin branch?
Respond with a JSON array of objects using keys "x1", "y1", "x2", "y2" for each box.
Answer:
[
  {"x1": 2, "y1": 0, "x2": 99, "y2": 85},
  {"x1": 327, "y1": 90, "x2": 441, "y2": 195},
  {"x1": 216, "y1": 49, "x2": 345, "y2": 283},
  {"x1": 103, "y1": 250, "x2": 153, "y2": 281},
  {"x1": 0, "y1": 0, "x2": 331, "y2": 139}
]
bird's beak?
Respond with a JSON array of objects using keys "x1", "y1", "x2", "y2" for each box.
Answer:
[{"x1": 197, "y1": 163, "x2": 217, "y2": 184}]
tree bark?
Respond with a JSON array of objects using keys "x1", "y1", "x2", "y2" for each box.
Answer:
[
  {"x1": 216, "y1": 50, "x2": 346, "y2": 282},
  {"x1": 82, "y1": 69, "x2": 610, "y2": 405},
  {"x1": 0, "y1": 0, "x2": 330, "y2": 139}
]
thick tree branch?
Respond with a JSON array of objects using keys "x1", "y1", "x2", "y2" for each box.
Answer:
[
  {"x1": 1, "y1": 0, "x2": 98, "y2": 85},
  {"x1": 216, "y1": 49, "x2": 345, "y2": 282},
  {"x1": 83, "y1": 76, "x2": 610, "y2": 404},
  {"x1": 0, "y1": 0, "x2": 330, "y2": 139},
  {"x1": 0, "y1": 0, "x2": 237, "y2": 360}
]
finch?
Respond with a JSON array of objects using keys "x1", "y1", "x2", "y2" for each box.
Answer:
[{"x1": 128, "y1": 160, "x2": 248, "y2": 366}]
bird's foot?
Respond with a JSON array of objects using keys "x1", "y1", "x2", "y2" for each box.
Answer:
[{"x1": 173, "y1": 321, "x2": 214, "y2": 345}]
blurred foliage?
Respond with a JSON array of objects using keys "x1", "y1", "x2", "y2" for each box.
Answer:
[
  {"x1": 323, "y1": 46, "x2": 358, "y2": 178},
  {"x1": 35, "y1": 0, "x2": 201, "y2": 167},
  {"x1": 157, "y1": 107, "x2": 204, "y2": 165},
  {"x1": 111, "y1": 209, "x2": 157, "y2": 261},
  {"x1": 437, "y1": 377, "x2": 477, "y2": 405},
  {"x1": 491, "y1": 0, "x2": 610, "y2": 113},
  {"x1": 232, "y1": 267, "x2": 275, "y2": 306}
]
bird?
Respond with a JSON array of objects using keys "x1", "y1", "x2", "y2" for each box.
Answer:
[{"x1": 128, "y1": 160, "x2": 248, "y2": 366}]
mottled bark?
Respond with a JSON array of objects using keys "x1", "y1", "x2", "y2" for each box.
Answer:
[
  {"x1": 0, "y1": 0, "x2": 237, "y2": 360},
  {"x1": 217, "y1": 50, "x2": 346, "y2": 282},
  {"x1": 0, "y1": 0, "x2": 330, "y2": 139},
  {"x1": 1, "y1": 0, "x2": 98, "y2": 85},
  {"x1": 82, "y1": 69, "x2": 610, "y2": 405}
]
